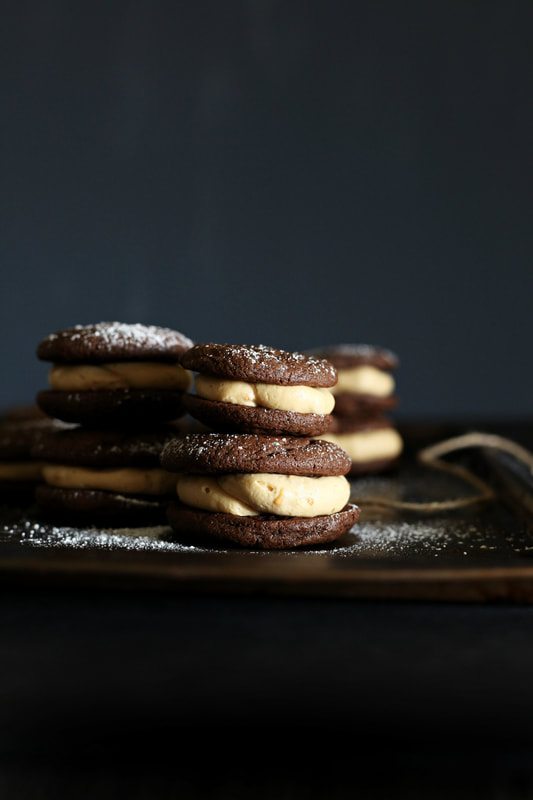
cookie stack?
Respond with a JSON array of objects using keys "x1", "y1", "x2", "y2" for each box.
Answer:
[
  {"x1": 161, "y1": 343, "x2": 360, "y2": 549},
  {"x1": 309, "y1": 345, "x2": 403, "y2": 475},
  {"x1": 0, "y1": 416, "x2": 61, "y2": 504},
  {"x1": 32, "y1": 322, "x2": 193, "y2": 525}
]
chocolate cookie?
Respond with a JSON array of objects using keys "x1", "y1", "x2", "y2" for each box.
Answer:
[
  {"x1": 34, "y1": 427, "x2": 177, "y2": 525},
  {"x1": 182, "y1": 343, "x2": 337, "y2": 386},
  {"x1": 35, "y1": 486, "x2": 169, "y2": 526},
  {"x1": 327, "y1": 416, "x2": 394, "y2": 434},
  {"x1": 320, "y1": 417, "x2": 403, "y2": 476},
  {"x1": 37, "y1": 389, "x2": 185, "y2": 427},
  {"x1": 0, "y1": 418, "x2": 64, "y2": 502},
  {"x1": 36, "y1": 322, "x2": 193, "y2": 426},
  {"x1": 32, "y1": 426, "x2": 174, "y2": 468},
  {"x1": 37, "y1": 322, "x2": 193, "y2": 363},
  {"x1": 162, "y1": 432, "x2": 359, "y2": 549},
  {"x1": 161, "y1": 433, "x2": 351, "y2": 476},
  {"x1": 332, "y1": 393, "x2": 398, "y2": 419},
  {"x1": 182, "y1": 343, "x2": 336, "y2": 436},
  {"x1": 307, "y1": 344, "x2": 398, "y2": 370},
  {"x1": 0, "y1": 418, "x2": 62, "y2": 461},
  {"x1": 167, "y1": 502, "x2": 360, "y2": 550},
  {"x1": 183, "y1": 395, "x2": 332, "y2": 437}
]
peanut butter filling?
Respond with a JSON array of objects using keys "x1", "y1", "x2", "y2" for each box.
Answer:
[
  {"x1": 49, "y1": 362, "x2": 192, "y2": 392},
  {"x1": 42, "y1": 465, "x2": 177, "y2": 495},
  {"x1": 331, "y1": 366, "x2": 395, "y2": 397},
  {"x1": 195, "y1": 375, "x2": 335, "y2": 415},
  {"x1": 319, "y1": 428, "x2": 403, "y2": 463},
  {"x1": 176, "y1": 473, "x2": 350, "y2": 517},
  {"x1": 0, "y1": 462, "x2": 44, "y2": 481}
]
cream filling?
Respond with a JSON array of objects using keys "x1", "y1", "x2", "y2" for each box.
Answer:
[
  {"x1": 195, "y1": 375, "x2": 335, "y2": 415},
  {"x1": 176, "y1": 473, "x2": 350, "y2": 518},
  {"x1": 42, "y1": 465, "x2": 177, "y2": 495},
  {"x1": 49, "y1": 362, "x2": 192, "y2": 392},
  {"x1": 331, "y1": 366, "x2": 395, "y2": 397},
  {"x1": 319, "y1": 429, "x2": 403, "y2": 463},
  {"x1": 0, "y1": 461, "x2": 44, "y2": 481}
]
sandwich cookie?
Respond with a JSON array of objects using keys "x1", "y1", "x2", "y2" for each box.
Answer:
[
  {"x1": 307, "y1": 344, "x2": 398, "y2": 418},
  {"x1": 0, "y1": 418, "x2": 63, "y2": 501},
  {"x1": 32, "y1": 427, "x2": 177, "y2": 525},
  {"x1": 182, "y1": 343, "x2": 337, "y2": 436},
  {"x1": 318, "y1": 417, "x2": 403, "y2": 475},
  {"x1": 37, "y1": 322, "x2": 193, "y2": 426},
  {"x1": 161, "y1": 433, "x2": 360, "y2": 549}
]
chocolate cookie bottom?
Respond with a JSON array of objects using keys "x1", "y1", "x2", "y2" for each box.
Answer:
[
  {"x1": 183, "y1": 395, "x2": 332, "y2": 437},
  {"x1": 167, "y1": 501, "x2": 360, "y2": 549},
  {"x1": 349, "y1": 457, "x2": 401, "y2": 476},
  {"x1": 332, "y1": 393, "x2": 398, "y2": 418},
  {"x1": 37, "y1": 389, "x2": 185, "y2": 427},
  {"x1": 36, "y1": 485, "x2": 169, "y2": 526}
]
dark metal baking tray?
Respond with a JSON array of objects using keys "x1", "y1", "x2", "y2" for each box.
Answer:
[{"x1": 1, "y1": 420, "x2": 532, "y2": 602}]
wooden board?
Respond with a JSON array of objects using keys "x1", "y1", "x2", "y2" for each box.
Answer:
[{"x1": 1, "y1": 420, "x2": 532, "y2": 602}]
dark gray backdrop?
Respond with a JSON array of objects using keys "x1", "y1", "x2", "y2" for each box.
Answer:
[{"x1": 1, "y1": 1, "x2": 532, "y2": 417}]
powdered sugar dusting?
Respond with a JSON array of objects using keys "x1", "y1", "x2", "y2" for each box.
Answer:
[
  {"x1": 184, "y1": 343, "x2": 337, "y2": 386},
  {"x1": 214, "y1": 344, "x2": 331, "y2": 373},
  {"x1": 161, "y1": 432, "x2": 350, "y2": 475},
  {"x1": 0, "y1": 513, "x2": 522, "y2": 560},
  {"x1": 0, "y1": 462, "x2": 527, "y2": 559},
  {"x1": 38, "y1": 322, "x2": 193, "y2": 363},
  {"x1": 56, "y1": 323, "x2": 189, "y2": 348},
  {"x1": 329, "y1": 518, "x2": 500, "y2": 558},
  {"x1": 1, "y1": 519, "x2": 201, "y2": 553}
]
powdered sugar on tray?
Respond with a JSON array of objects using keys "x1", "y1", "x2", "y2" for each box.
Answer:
[
  {"x1": 0, "y1": 511, "x2": 519, "y2": 559},
  {"x1": 0, "y1": 465, "x2": 527, "y2": 557},
  {"x1": 2, "y1": 519, "x2": 203, "y2": 553}
]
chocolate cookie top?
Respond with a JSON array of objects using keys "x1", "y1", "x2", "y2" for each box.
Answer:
[
  {"x1": 0, "y1": 419, "x2": 67, "y2": 460},
  {"x1": 307, "y1": 344, "x2": 398, "y2": 370},
  {"x1": 181, "y1": 343, "x2": 337, "y2": 387},
  {"x1": 161, "y1": 433, "x2": 351, "y2": 476},
  {"x1": 32, "y1": 427, "x2": 175, "y2": 468},
  {"x1": 37, "y1": 322, "x2": 193, "y2": 364}
]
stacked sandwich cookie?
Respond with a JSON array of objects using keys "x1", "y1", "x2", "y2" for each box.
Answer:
[
  {"x1": 32, "y1": 427, "x2": 178, "y2": 525},
  {"x1": 162, "y1": 343, "x2": 360, "y2": 549},
  {"x1": 37, "y1": 322, "x2": 193, "y2": 426},
  {"x1": 322, "y1": 416, "x2": 403, "y2": 475},
  {"x1": 181, "y1": 343, "x2": 336, "y2": 435},
  {"x1": 309, "y1": 345, "x2": 403, "y2": 475},
  {"x1": 33, "y1": 322, "x2": 193, "y2": 525},
  {"x1": 0, "y1": 417, "x2": 64, "y2": 503}
]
